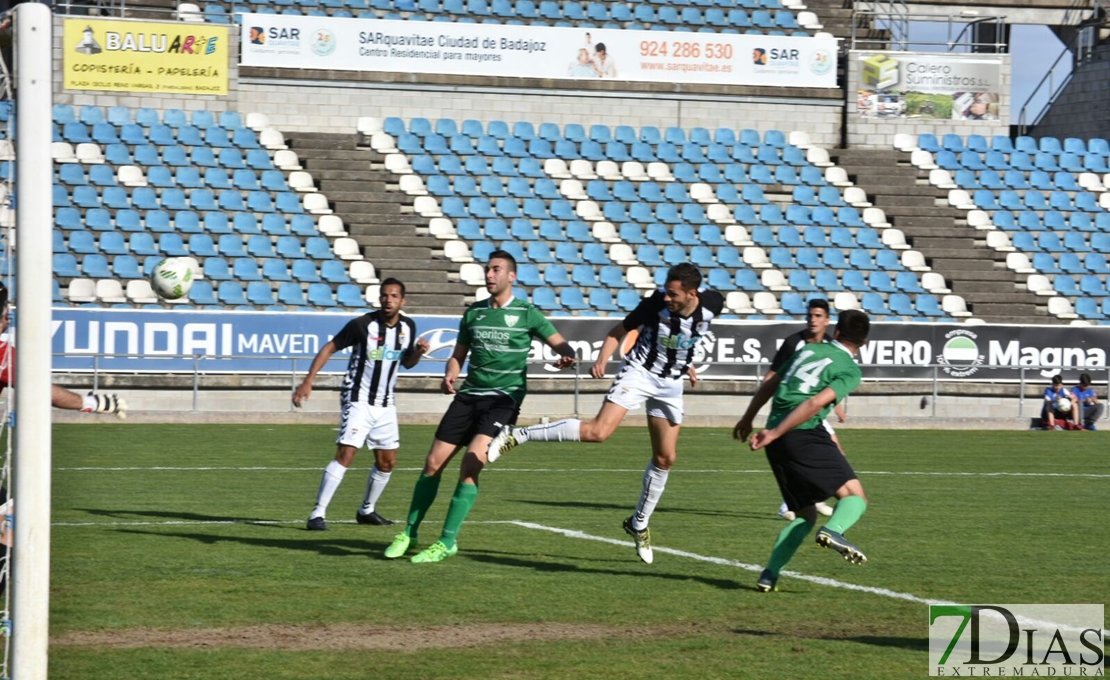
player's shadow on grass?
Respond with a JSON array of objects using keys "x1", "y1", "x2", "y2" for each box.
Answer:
[
  {"x1": 115, "y1": 528, "x2": 391, "y2": 558},
  {"x1": 509, "y1": 499, "x2": 770, "y2": 521},
  {"x1": 78, "y1": 508, "x2": 282, "y2": 524},
  {"x1": 462, "y1": 549, "x2": 743, "y2": 591},
  {"x1": 732, "y1": 628, "x2": 927, "y2": 652}
]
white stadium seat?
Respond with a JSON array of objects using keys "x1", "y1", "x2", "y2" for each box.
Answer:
[
  {"x1": 760, "y1": 269, "x2": 790, "y2": 291},
  {"x1": 318, "y1": 214, "x2": 346, "y2": 235},
  {"x1": 333, "y1": 237, "x2": 361, "y2": 261},
  {"x1": 1077, "y1": 172, "x2": 1104, "y2": 191},
  {"x1": 126, "y1": 279, "x2": 160, "y2": 304},
  {"x1": 443, "y1": 240, "x2": 473, "y2": 263},
  {"x1": 427, "y1": 217, "x2": 456, "y2": 239},
  {"x1": 621, "y1": 161, "x2": 649, "y2": 181},
  {"x1": 947, "y1": 189, "x2": 973, "y2": 210},
  {"x1": 303, "y1": 193, "x2": 332, "y2": 215},
  {"x1": 176, "y1": 2, "x2": 203, "y2": 21},
  {"x1": 1026, "y1": 274, "x2": 1052, "y2": 296},
  {"x1": 929, "y1": 169, "x2": 956, "y2": 189},
  {"x1": 575, "y1": 200, "x2": 601, "y2": 221},
  {"x1": 724, "y1": 224, "x2": 753, "y2": 246},
  {"x1": 986, "y1": 231, "x2": 1014, "y2": 252},
  {"x1": 726, "y1": 291, "x2": 755, "y2": 314},
  {"x1": 921, "y1": 272, "x2": 951, "y2": 294},
  {"x1": 942, "y1": 294, "x2": 972, "y2": 317},
  {"x1": 626, "y1": 266, "x2": 654, "y2": 289},
  {"x1": 543, "y1": 158, "x2": 571, "y2": 179},
  {"x1": 384, "y1": 154, "x2": 412, "y2": 174},
  {"x1": 569, "y1": 159, "x2": 597, "y2": 179},
  {"x1": 370, "y1": 132, "x2": 398, "y2": 154},
  {"x1": 707, "y1": 204, "x2": 735, "y2": 224},
  {"x1": 825, "y1": 166, "x2": 850, "y2": 186},
  {"x1": 797, "y1": 11, "x2": 821, "y2": 28},
  {"x1": 357, "y1": 116, "x2": 383, "y2": 135},
  {"x1": 647, "y1": 162, "x2": 674, "y2": 181},
  {"x1": 743, "y1": 246, "x2": 770, "y2": 268},
  {"x1": 752, "y1": 292, "x2": 784, "y2": 315},
  {"x1": 832, "y1": 292, "x2": 859, "y2": 311},
  {"x1": 398, "y1": 174, "x2": 427, "y2": 196},
  {"x1": 844, "y1": 186, "x2": 870, "y2": 207},
  {"x1": 68, "y1": 278, "x2": 96, "y2": 303},
  {"x1": 806, "y1": 146, "x2": 832, "y2": 167},
  {"x1": 288, "y1": 171, "x2": 317, "y2": 193},
  {"x1": 274, "y1": 149, "x2": 302, "y2": 170},
  {"x1": 52, "y1": 142, "x2": 77, "y2": 163},
  {"x1": 76, "y1": 143, "x2": 104, "y2": 164},
  {"x1": 459, "y1": 262, "x2": 485, "y2": 286},
  {"x1": 413, "y1": 196, "x2": 441, "y2": 217},
  {"x1": 862, "y1": 207, "x2": 890, "y2": 228},
  {"x1": 1047, "y1": 297, "x2": 1078, "y2": 320},
  {"x1": 349, "y1": 260, "x2": 380, "y2": 284},
  {"x1": 118, "y1": 165, "x2": 147, "y2": 187},
  {"x1": 260, "y1": 128, "x2": 288, "y2": 150},
  {"x1": 881, "y1": 228, "x2": 908, "y2": 249},
  {"x1": 966, "y1": 210, "x2": 991, "y2": 230},
  {"x1": 902, "y1": 250, "x2": 929, "y2": 271},
  {"x1": 559, "y1": 179, "x2": 587, "y2": 200},
  {"x1": 0, "y1": 140, "x2": 13, "y2": 161},
  {"x1": 892, "y1": 133, "x2": 917, "y2": 152},
  {"x1": 95, "y1": 279, "x2": 127, "y2": 303},
  {"x1": 1005, "y1": 252, "x2": 1035, "y2": 273},
  {"x1": 787, "y1": 130, "x2": 812, "y2": 149},
  {"x1": 591, "y1": 221, "x2": 619, "y2": 242},
  {"x1": 690, "y1": 183, "x2": 717, "y2": 203},
  {"x1": 911, "y1": 149, "x2": 936, "y2": 169},
  {"x1": 595, "y1": 160, "x2": 622, "y2": 180},
  {"x1": 609, "y1": 243, "x2": 637, "y2": 266}
]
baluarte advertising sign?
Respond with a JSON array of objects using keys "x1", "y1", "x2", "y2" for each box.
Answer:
[
  {"x1": 856, "y1": 51, "x2": 1003, "y2": 122},
  {"x1": 47, "y1": 309, "x2": 1108, "y2": 381},
  {"x1": 239, "y1": 14, "x2": 837, "y2": 88},
  {"x1": 63, "y1": 18, "x2": 230, "y2": 95}
]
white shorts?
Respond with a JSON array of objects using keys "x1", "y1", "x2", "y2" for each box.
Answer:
[
  {"x1": 605, "y1": 364, "x2": 685, "y2": 424},
  {"x1": 337, "y1": 402, "x2": 400, "y2": 450}
]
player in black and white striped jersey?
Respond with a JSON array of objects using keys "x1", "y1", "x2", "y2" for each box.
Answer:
[
  {"x1": 294, "y1": 278, "x2": 429, "y2": 531},
  {"x1": 487, "y1": 263, "x2": 724, "y2": 564}
]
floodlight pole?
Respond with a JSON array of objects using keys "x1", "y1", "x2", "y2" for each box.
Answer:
[{"x1": 13, "y1": 4, "x2": 55, "y2": 680}]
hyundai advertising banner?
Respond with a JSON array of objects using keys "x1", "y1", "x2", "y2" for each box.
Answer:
[
  {"x1": 239, "y1": 14, "x2": 838, "y2": 89},
  {"x1": 48, "y1": 309, "x2": 1108, "y2": 382}
]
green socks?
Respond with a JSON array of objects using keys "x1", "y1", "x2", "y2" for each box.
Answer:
[
  {"x1": 767, "y1": 517, "x2": 814, "y2": 577},
  {"x1": 404, "y1": 472, "x2": 442, "y2": 539},
  {"x1": 826, "y1": 495, "x2": 867, "y2": 535},
  {"x1": 439, "y1": 481, "x2": 479, "y2": 550}
]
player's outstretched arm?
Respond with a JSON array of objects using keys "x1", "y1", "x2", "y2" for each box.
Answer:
[
  {"x1": 750, "y1": 386, "x2": 837, "y2": 450},
  {"x1": 543, "y1": 332, "x2": 577, "y2": 370},
  {"x1": 402, "y1": 338, "x2": 430, "y2": 369},
  {"x1": 591, "y1": 322, "x2": 627, "y2": 379},
  {"x1": 733, "y1": 372, "x2": 782, "y2": 441},
  {"x1": 442, "y1": 342, "x2": 470, "y2": 394},
  {"x1": 52, "y1": 386, "x2": 127, "y2": 419},
  {"x1": 293, "y1": 340, "x2": 339, "y2": 407}
]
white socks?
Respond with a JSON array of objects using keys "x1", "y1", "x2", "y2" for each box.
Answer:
[
  {"x1": 631, "y1": 462, "x2": 669, "y2": 531},
  {"x1": 310, "y1": 460, "x2": 347, "y2": 519},
  {"x1": 359, "y1": 465, "x2": 392, "y2": 515},
  {"x1": 518, "y1": 419, "x2": 582, "y2": 444}
]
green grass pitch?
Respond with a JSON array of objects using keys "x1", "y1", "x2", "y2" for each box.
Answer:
[{"x1": 46, "y1": 424, "x2": 1109, "y2": 679}]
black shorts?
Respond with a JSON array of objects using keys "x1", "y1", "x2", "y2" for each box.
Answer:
[
  {"x1": 766, "y1": 427, "x2": 857, "y2": 513},
  {"x1": 434, "y1": 392, "x2": 521, "y2": 446}
]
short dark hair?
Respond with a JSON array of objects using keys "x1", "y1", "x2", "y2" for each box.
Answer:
[
  {"x1": 0, "y1": 282, "x2": 7, "y2": 310},
  {"x1": 380, "y1": 277, "x2": 405, "y2": 298},
  {"x1": 488, "y1": 249, "x2": 517, "y2": 273},
  {"x1": 1052, "y1": 375, "x2": 1064, "y2": 385},
  {"x1": 835, "y1": 309, "x2": 870, "y2": 345},
  {"x1": 1079, "y1": 372, "x2": 1092, "y2": 386},
  {"x1": 807, "y1": 298, "x2": 830, "y2": 313},
  {"x1": 665, "y1": 263, "x2": 701, "y2": 291},
  {"x1": 595, "y1": 42, "x2": 607, "y2": 53}
]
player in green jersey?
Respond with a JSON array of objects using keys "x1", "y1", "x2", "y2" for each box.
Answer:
[
  {"x1": 743, "y1": 309, "x2": 871, "y2": 592},
  {"x1": 384, "y1": 250, "x2": 576, "y2": 563}
]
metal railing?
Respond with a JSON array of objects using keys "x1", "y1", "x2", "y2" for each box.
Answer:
[
  {"x1": 55, "y1": 353, "x2": 1109, "y2": 421},
  {"x1": 851, "y1": 9, "x2": 1008, "y2": 53}
]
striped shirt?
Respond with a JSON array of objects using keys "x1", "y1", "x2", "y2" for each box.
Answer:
[
  {"x1": 621, "y1": 288, "x2": 725, "y2": 380},
  {"x1": 333, "y1": 311, "x2": 417, "y2": 407}
]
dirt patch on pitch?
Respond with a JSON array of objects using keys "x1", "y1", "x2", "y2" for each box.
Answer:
[{"x1": 53, "y1": 622, "x2": 686, "y2": 651}]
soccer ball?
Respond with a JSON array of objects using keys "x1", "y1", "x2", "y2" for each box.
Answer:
[
  {"x1": 1056, "y1": 397, "x2": 1072, "y2": 412},
  {"x1": 150, "y1": 257, "x2": 195, "y2": 300}
]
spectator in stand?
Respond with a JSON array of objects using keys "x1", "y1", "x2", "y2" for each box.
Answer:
[
  {"x1": 1071, "y1": 373, "x2": 1103, "y2": 432},
  {"x1": 1041, "y1": 375, "x2": 1077, "y2": 431}
]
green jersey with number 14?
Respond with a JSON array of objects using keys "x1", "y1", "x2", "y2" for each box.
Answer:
[{"x1": 767, "y1": 340, "x2": 861, "y2": 431}]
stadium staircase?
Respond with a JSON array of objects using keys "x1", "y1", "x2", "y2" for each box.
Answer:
[
  {"x1": 830, "y1": 148, "x2": 1060, "y2": 324},
  {"x1": 285, "y1": 131, "x2": 472, "y2": 314}
]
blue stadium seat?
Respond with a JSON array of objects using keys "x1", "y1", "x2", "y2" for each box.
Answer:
[
  {"x1": 81, "y1": 254, "x2": 111, "y2": 278},
  {"x1": 321, "y1": 261, "x2": 350, "y2": 284},
  {"x1": 589, "y1": 288, "x2": 619, "y2": 311},
  {"x1": 560, "y1": 288, "x2": 589, "y2": 310},
  {"x1": 128, "y1": 233, "x2": 159, "y2": 257},
  {"x1": 532, "y1": 287, "x2": 558, "y2": 310},
  {"x1": 291, "y1": 259, "x2": 320, "y2": 282},
  {"x1": 188, "y1": 233, "x2": 219, "y2": 258},
  {"x1": 337, "y1": 284, "x2": 365, "y2": 308}
]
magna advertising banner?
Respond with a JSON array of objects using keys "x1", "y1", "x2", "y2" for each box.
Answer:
[
  {"x1": 63, "y1": 18, "x2": 230, "y2": 95},
  {"x1": 239, "y1": 14, "x2": 837, "y2": 88},
  {"x1": 48, "y1": 309, "x2": 1108, "y2": 382},
  {"x1": 856, "y1": 51, "x2": 1003, "y2": 122}
]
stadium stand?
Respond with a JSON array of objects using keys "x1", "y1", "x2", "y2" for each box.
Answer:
[
  {"x1": 47, "y1": 105, "x2": 382, "y2": 310},
  {"x1": 902, "y1": 133, "x2": 1110, "y2": 323}
]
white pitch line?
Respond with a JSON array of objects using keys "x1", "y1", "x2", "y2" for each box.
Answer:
[
  {"x1": 510, "y1": 521, "x2": 1098, "y2": 635},
  {"x1": 53, "y1": 466, "x2": 1110, "y2": 479},
  {"x1": 51, "y1": 519, "x2": 517, "y2": 528}
]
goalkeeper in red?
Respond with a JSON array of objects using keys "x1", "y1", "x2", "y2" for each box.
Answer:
[{"x1": 743, "y1": 309, "x2": 871, "y2": 592}]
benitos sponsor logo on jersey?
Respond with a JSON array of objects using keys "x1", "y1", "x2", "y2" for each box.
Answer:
[{"x1": 64, "y1": 18, "x2": 228, "y2": 94}]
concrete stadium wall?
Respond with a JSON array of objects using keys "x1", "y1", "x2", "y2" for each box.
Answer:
[
  {"x1": 235, "y1": 80, "x2": 845, "y2": 147},
  {"x1": 1030, "y1": 43, "x2": 1110, "y2": 141}
]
